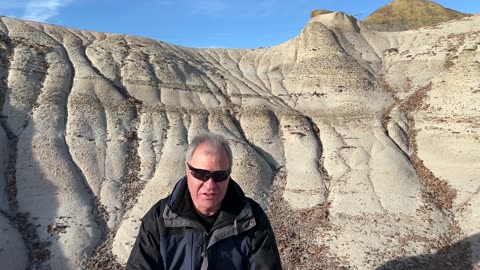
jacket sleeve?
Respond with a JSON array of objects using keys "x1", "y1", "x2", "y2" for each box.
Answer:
[
  {"x1": 249, "y1": 203, "x2": 283, "y2": 270},
  {"x1": 126, "y1": 207, "x2": 164, "y2": 270}
]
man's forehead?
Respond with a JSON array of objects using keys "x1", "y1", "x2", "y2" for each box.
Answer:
[{"x1": 193, "y1": 144, "x2": 227, "y2": 157}]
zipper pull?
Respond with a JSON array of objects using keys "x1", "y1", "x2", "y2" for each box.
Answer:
[{"x1": 201, "y1": 232, "x2": 208, "y2": 257}]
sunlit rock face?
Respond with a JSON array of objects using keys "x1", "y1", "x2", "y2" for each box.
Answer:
[{"x1": 0, "y1": 12, "x2": 479, "y2": 269}]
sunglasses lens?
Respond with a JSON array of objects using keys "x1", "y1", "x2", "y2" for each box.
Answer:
[
  {"x1": 211, "y1": 172, "x2": 230, "y2": 182},
  {"x1": 188, "y1": 164, "x2": 230, "y2": 183},
  {"x1": 191, "y1": 171, "x2": 209, "y2": 181}
]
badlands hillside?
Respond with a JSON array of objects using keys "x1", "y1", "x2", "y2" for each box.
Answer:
[
  {"x1": 0, "y1": 3, "x2": 479, "y2": 270},
  {"x1": 363, "y1": 0, "x2": 469, "y2": 31}
]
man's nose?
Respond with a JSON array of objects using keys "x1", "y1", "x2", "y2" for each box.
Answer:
[{"x1": 204, "y1": 177, "x2": 216, "y2": 187}]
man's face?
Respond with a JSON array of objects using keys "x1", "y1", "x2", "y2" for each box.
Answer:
[{"x1": 186, "y1": 143, "x2": 231, "y2": 216}]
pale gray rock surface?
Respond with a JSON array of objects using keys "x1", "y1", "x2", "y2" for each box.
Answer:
[
  {"x1": 0, "y1": 214, "x2": 28, "y2": 270},
  {"x1": 0, "y1": 126, "x2": 8, "y2": 211},
  {"x1": 0, "y1": 12, "x2": 479, "y2": 269}
]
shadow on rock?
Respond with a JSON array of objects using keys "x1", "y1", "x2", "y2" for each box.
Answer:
[{"x1": 377, "y1": 233, "x2": 480, "y2": 270}]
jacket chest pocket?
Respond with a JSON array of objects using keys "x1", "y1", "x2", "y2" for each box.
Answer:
[
  {"x1": 163, "y1": 231, "x2": 204, "y2": 269},
  {"x1": 205, "y1": 235, "x2": 251, "y2": 269}
]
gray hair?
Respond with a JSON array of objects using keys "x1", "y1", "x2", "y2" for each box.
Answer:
[{"x1": 185, "y1": 132, "x2": 233, "y2": 167}]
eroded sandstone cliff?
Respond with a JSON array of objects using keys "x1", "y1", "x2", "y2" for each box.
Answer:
[{"x1": 0, "y1": 11, "x2": 479, "y2": 270}]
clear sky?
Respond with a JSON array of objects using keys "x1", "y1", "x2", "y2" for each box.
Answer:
[{"x1": 0, "y1": 0, "x2": 478, "y2": 49}]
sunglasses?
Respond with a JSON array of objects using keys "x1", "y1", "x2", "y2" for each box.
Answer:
[{"x1": 187, "y1": 163, "x2": 231, "y2": 183}]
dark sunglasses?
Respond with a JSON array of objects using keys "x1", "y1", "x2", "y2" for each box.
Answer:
[{"x1": 187, "y1": 163, "x2": 231, "y2": 183}]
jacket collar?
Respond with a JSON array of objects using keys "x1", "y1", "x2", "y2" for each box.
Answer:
[{"x1": 164, "y1": 176, "x2": 252, "y2": 230}]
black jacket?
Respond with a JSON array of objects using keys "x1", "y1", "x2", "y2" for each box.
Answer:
[{"x1": 126, "y1": 177, "x2": 282, "y2": 270}]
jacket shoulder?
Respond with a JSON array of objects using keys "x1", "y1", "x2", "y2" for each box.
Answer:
[
  {"x1": 245, "y1": 198, "x2": 270, "y2": 223},
  {"x1": 246, "y1": 198, "x2": 265, "y2": 213},
  {"x1": 141, "y1": 196, "x2": 170, "y2": 225}
]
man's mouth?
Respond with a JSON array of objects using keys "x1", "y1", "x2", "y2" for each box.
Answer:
[{"x1": 203, "y1": 192, "x2": 216, "y2": 198}]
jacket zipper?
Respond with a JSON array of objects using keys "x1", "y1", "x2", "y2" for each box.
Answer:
[{"x1": 201, "y1": 232, "x2": 210, "y2": 258}]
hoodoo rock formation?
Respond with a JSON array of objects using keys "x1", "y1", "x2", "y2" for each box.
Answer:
[{"x1": 0, "y1": 5, "x2": 479, "y2": 270}]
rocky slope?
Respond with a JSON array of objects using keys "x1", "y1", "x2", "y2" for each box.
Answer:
[
  {"x1": 0, "y1": 10, "x2": 479, "y2": 270},
  {"x1": 364, "y1": 0, "x2": 469, "y2": 31}
]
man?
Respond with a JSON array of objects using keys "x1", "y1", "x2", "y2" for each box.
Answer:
[{"x1": 126, "y1": 132, "x2": 282, "y2": 269}]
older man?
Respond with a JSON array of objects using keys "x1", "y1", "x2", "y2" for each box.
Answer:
[{"x1": 126, "y1": 132, "x2": 282, "y2": 269}]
